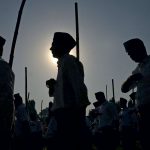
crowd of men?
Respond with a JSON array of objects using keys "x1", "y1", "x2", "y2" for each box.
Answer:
[{"x1": 0, "y1": 33, "x2": 149, "y2": 150}]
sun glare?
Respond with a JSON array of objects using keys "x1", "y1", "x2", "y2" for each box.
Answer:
[
  {"x1": 45, "y1": 46, "x2": 76, "y2": 66},
  {"x1": 51, "y1": 56, "x2": 58, "y2": 65},
  {"x1": 48, "y1": 52, "x2": 58, "y2": 65},
  {"x1": 44, "y1": 46, "x2": 57, "y2": 66},
  {"x1": 69, "y1": 48, "x2": 76, "y2": 56}
]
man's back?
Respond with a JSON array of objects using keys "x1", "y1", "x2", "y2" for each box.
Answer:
[{"x1": 0, "y1": 58, "x2": 15, "y2": 98}]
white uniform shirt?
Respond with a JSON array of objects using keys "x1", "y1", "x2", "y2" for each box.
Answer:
[
  {"x1": 15, "y1": 104, "x2": 30, "y2": 136},
  {"x1": 52, "y1": 54, "x2": 90, "y2": 111},
  {"x1": 96, "y1": 101, "x2": 118, "y2": 129},
  {"x1": 132, "y1": 55, "x2": 150, "y2": 106},
  {"x1": 119, "y1": 107, "x2": 138, "y2": 131}
]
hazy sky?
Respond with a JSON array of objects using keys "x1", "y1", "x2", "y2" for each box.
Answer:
[{"x1": 1, "y1": 0, "x2": 150, "y2": 114}]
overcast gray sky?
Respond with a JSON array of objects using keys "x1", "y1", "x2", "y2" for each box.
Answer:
[{"x1": 1, "y1": 0, "x2": 150, "y2": 114}]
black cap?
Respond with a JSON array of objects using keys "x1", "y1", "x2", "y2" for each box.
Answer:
[
  {"x1": 46, "y1": 78, "x2": 56, "y2": 88},
  {"x1": 123, "y1": 38, "x2": 146, "y2": 52},
  {"x1": 50, "y1": 32, "x2": 76, "y2": 52},
  {"x1": 95, "y1": 91, "x2": 105, "y2": 99}
]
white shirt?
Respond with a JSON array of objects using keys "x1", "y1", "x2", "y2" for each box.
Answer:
[
  {"x1": 119, "y1": 107, "x2": 138, "y2": 131},
  {"x1": 132, "y1": 55, "x2": 150, "y2": 106},
  {"x1": 96, "y1": 101, "x2": 118, "y2": 129},
  {"x1": 15, "y1": 104, "x2": 30, "y2": 136},
  {"x1": 52, "y1": 54, "x2": 90, "y2": 111}
]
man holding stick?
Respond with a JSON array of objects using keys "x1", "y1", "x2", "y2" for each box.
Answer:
[{"x1": 48, "y1": 32, "x2": 91, "y2": 150}]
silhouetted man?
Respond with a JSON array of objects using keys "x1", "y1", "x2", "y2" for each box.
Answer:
[
  {"x1": 93, "y1": 91, "x2": 118, "y2": 150},
  {"x1": 119, "y1": 98, "x2": 137, "y2": 150},
  {"x1": 49, "y1": 32, "x2": 91, "y2": 150},
  {"x1": 0, "y1": 36, "x2": 15, "y2": 150},
  {"x1": 13, "y1": 93, "x2": 31, "y2": 150},
  {"x1": 121, "y1": 38, "x2": 150, "y2": 150}
]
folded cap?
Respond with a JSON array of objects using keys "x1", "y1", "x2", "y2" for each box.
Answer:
[
  {"x1": 50, "y1": 32, "x2": 76, "y2": 52},
  {"x1": 46, "y1": 78, "x2": 56, "y2": 88},
  {"x1": 95, "y1": 91, "x2": 105, "y2": 99},
  {"x1": 123, "y1": 38, "x2": 145, "y2": 52}
]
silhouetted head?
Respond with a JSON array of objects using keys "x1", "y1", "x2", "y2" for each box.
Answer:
[
  {"x1": 14, "y1": 93, "x2": 23, "y2": 108},
  {"x1": 95, "y1": 91, "x2": 106, "y2": 104},
  {"x1": 123, "y1": 38, "x2": 147, "y2": 63},
  {"x1": 0, "y1": 36, "x2": 6, "y2": 57},
  {"x1": 30, "y1": 100, "x2": 35, "y2": 108},
  {"x1": 46, "y1": 78, "x2": 56, "y2": 97},
  {"x1": 119, "y1": 97, "x2": 127, "y2": 108},
  {"x1": 50, "y1": 32, "x2": 76, "y2": 58}
]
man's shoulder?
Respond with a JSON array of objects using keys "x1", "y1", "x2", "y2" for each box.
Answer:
[
  {"x1": 0, "y1": 58, "x2": 15, "y2": 77},
  {"x1": 62, "y1": 54, "x2": 79, "y2": 66},
  {"x1": 63, "y1": 54, "x2": 76, "y2": 61}
]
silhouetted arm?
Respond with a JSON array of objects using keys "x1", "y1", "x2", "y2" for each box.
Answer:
[{"x1": 121, "y1": 73, "x2": 143, "y2": 93}]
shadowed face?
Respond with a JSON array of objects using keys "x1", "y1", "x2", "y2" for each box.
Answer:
[
  {"x1": 126, "y1": 49, "x2": 147, "y2": 63},
  {"x1": 50, "y1": 42, "x2": 67, "y2": 59},
  {"x1": 50, "y1": 46, "x2": 61, "y2": 58},
  {"x1": 124, "y1": 38, "x2": 147, "y2": 63},
  {"x1": 50, "y1": 32, "x2": 76, "y2": 58}
]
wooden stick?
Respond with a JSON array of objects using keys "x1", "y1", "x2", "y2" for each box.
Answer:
[
  {"x1": 75, "y1": 2, "x2": 79, "y2": 60},
  {"x1": 106, "y1": 85, "x2": 108, "y2": 100},
  {"x1": 41, "y1": 100, "x2": 43, "y2": 119},
  {"x1": 112, "y1": 79, "x2": 115, "y2": 101},
  {"x1": 27, "y1": 92, "x2": 30, "y2": 100},
  {"x1": 25, "y1": 67, "x2": 28, "y2": 107},
  {"x1": 9, "y1": 0, "x2": 27, "y2": 68}
]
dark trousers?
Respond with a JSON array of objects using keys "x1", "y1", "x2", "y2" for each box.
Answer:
[
  {"x1": 120, "y1": 126, "x2": 137, "y2": 150},
  {"x1": 53, "y1": 107, "x2": 92, "y2": 150},
  {"x1": 93, "y1": 126, "x2": 119, "y2": 150},
  {"x1": 0, "y1": 100, "x2": 14, "y2": 150},
  {"x1": 138, "y1": 103, "x2": 150, "y2": 150}
]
